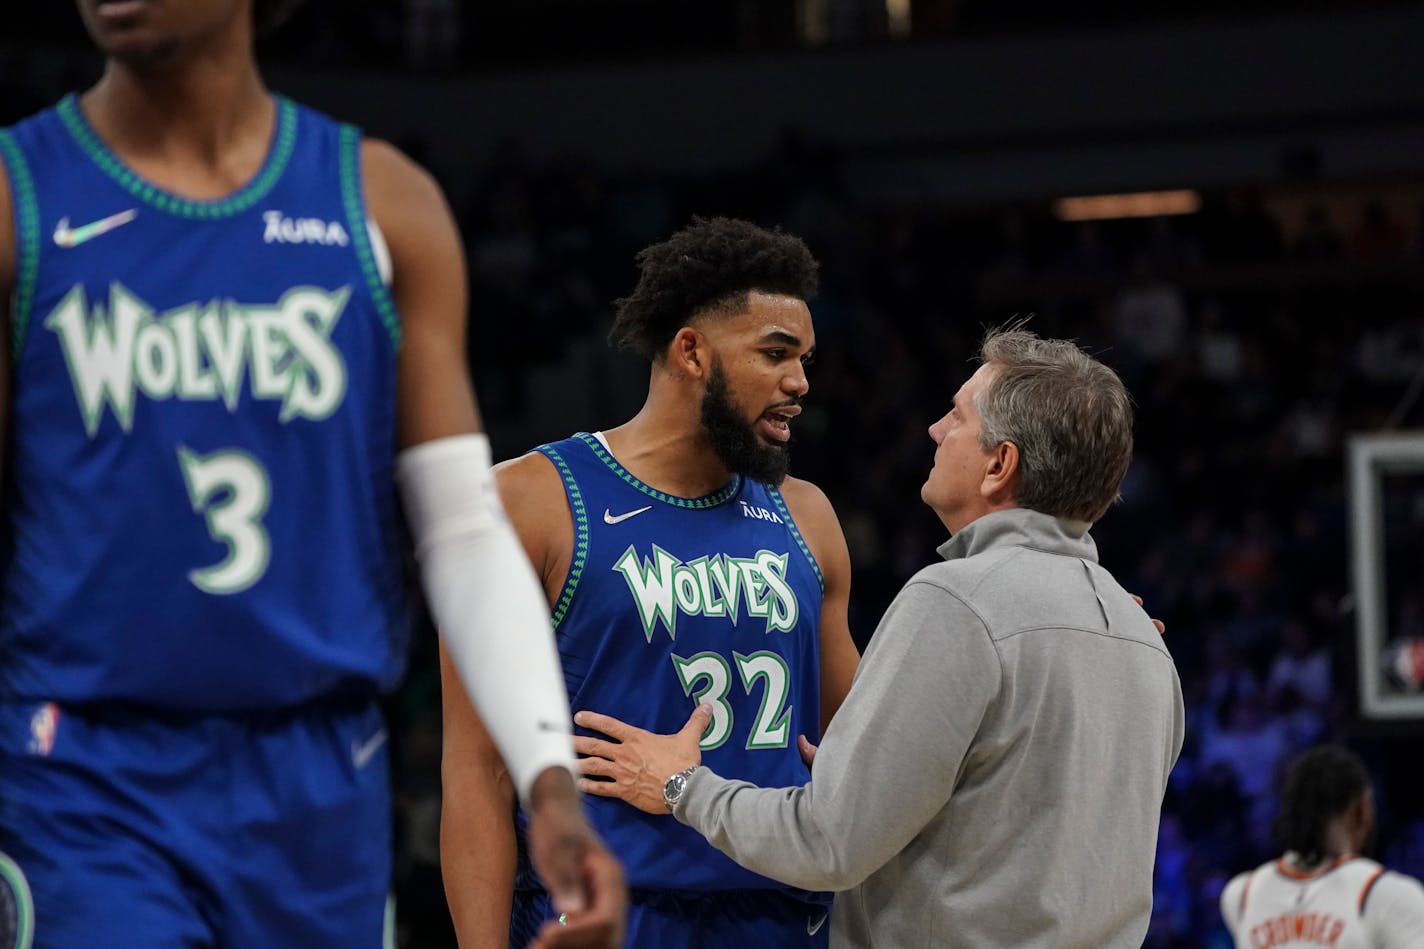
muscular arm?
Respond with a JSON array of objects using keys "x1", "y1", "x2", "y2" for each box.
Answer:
[
  {"x1": 439, "y1": 642, "x2": 517, "y2": 949},
  {"x1": 780, "y1": 478, "x2": 859, "y2": 734},
  {"x1": 368, "y1": 140, "x2": 622, "y2": 945},
  {"x1": 439, "y1": 453, "x2": 573, "y2": 946}
]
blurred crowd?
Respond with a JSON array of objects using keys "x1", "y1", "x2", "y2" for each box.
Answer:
[
  {"x1": 386, "y1": 138, "x2": 1424, "y2": 946},
  {"x1": 5, "y1": 34, "x2": 1424, "y2": 949},
  {"x1": 9, "y1": 0, "x2": 1419, "y2": 73}
]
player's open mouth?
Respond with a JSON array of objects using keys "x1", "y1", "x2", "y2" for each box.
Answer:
[{"x1": 756, "y1": 406, "x2": 800, "y2": 444}]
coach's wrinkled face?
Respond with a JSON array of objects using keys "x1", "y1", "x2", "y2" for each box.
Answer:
[{"x1": 922, "y1": 362, "x2": 1001, "y2": 534}]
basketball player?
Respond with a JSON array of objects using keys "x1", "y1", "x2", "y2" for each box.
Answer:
[
  {"x1": 1220, "y1": 745, "x2": 1424, "y2": 948},
  {"x1": 0, "y1": 1, "x2": 623, "y2": 946},
  {"x1": 439, "y1": 217, "x2": 862, "y2": 947}
]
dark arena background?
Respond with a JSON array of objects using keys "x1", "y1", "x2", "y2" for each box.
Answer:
[{"x1": 6, "y1": 2, "x2": 1424, "y2": 945}]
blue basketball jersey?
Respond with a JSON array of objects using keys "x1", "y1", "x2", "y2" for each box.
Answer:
[
  {"x1": 531, "y1": 432, "x2": 825, "y2": 892},
  {"x1": 0, "y1": 95, "x2": 408, "y2": 710}
]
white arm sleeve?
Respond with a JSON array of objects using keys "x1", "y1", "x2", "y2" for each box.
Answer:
[{"x1": 397, "y1": 434, "x2": 575, "y2": 805}]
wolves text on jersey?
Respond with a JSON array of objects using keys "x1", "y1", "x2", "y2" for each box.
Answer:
[
  {"x1": 613, "y1": 544, "x2": 800, "y2": 642},
  {"x1": 45, "y1": 283, "x2": 350, "y2": 436}
]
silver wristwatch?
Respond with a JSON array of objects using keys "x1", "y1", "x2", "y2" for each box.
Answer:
[{"x1": 662, "y1": 767, "x2": 697, "y2": 811}]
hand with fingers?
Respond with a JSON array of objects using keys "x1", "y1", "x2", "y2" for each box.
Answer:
[
  {"x1": 524, "y1": 767, "x2": 627, "y2": 949},
  {"x1": 1128, "y1": 593, "x2": 1167, "y2": 635},
  {"x1": 797, "y1": 733, "x2": 818, "y2": 768},
  {"x1": 573, "y1": 704, "x2": 711, "y2": 815}
]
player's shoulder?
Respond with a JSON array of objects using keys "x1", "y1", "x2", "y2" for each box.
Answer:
[
  {"x1": 360, "y1": 138, "x2": 443, "y2": 203},
  {"x1": 775, "y1": 475, "x2": 837, "y2": 523},
  {"x1": 1363, "y1": 864, "x2": 1424, "y2": 911},
  {"x1": 1219, "y1": 864, "x2": 1265, "y2": 928},
  {"x1": 494, "y1": 447, "x2": 563, "y2": 492}
]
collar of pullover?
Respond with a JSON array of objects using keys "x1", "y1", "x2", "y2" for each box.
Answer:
[{"x1": 936, "y1": 508, "x2": 1098, "y2": 565}]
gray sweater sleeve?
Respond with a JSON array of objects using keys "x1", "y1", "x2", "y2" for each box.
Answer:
[{"x1": 676, "y1": 577, "x2": 1000, "y2": 891}]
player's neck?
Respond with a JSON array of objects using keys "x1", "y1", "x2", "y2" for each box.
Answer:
[
  {"x1": 604, "y1": 409, "x2": 735, "y2": 499},
  {"x1": 84, "y1": 53, "x2": 270, "y2": 170}
]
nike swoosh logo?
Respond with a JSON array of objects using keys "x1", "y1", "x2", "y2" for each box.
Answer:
[
  {"x1": 53, "y1": 208, "x2": 139, "y2": 248},
  {"x1": 808, "y1": 913, "x2": 828, "y2": 936},
  {"x1": 351, "y1": 728, "x2": 388, "y2": 769},
  {"x1": 603, "y1": 505, "x2": 652, "y2": 525}
]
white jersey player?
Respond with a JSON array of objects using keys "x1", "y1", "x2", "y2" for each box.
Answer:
[{"x1": 1220, "y1": 745, "x2": 1424, "y2": 949}]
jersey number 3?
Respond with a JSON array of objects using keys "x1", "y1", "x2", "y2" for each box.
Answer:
[{"x1": 178, "y1": 446, "x2": 272, "y2": 595}]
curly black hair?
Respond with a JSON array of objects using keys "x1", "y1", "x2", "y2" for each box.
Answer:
[
  {"x1": 254, "y1": 0, "x2": 306, "y2": 34},
  {"x1": 608, "y1": 216, "x2": 820, "y2": 361},
  {"x1": 1272, "y1": 745, "x2": 1371, "y2": 866}
]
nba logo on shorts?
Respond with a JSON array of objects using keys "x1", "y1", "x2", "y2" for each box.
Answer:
[{"x1": 27, "y1": 703, "x2": 58, "y2": 757}]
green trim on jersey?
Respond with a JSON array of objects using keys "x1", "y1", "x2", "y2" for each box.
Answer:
[
  {"x1": 543, "y1": 444, "x2": 590, "y2": 632},
  {"x1": 0, "y1": 850, "x2": 35, "y2": 949},
  {"x1": 575, "y1": 432, "x2": 741, "y2": 508},
  {"x1": 55, "y1": 94, "x2": 298, "y2": 220},
  {"x1": 338, "y1": 124, "x2": 401, "y2": 350},
  {"x1": 768, "y1": 487, "x2": 823, "y2": 591},
  {"x1": 0, "y1": 130, "x2": 39, "y2": 360}
]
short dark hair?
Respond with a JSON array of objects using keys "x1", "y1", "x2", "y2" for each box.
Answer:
[
  {"x1": 1272, "y1": 745, "x2": 1371, "y2": 866},
  {"x1": 975, "y1": 327, "x2": 1134, "y2": 523},
  {"x1": 254, "y1": 0, "x2": 305, "y2": 34},
  {"x1": 608, "y1": 216, "x2": 820, "y2": 361}
]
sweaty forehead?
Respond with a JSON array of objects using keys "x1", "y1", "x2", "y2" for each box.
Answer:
[{"x1": 719, "y1": 291, "x2": 815, "y2": 345}]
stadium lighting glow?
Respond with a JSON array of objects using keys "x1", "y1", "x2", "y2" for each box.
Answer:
[{"x1": 1052, "y1": 190, "x2": 1202, "y2": 221}]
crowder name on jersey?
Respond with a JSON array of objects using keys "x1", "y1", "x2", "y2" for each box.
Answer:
[
  {"x1": 613, "y1": 544, "x2": 800, "y2": 641},
  {"x1": 46, "y1": 283, "x2": 350, "y2": 436}
]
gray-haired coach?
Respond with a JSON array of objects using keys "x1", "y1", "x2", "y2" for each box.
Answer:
[{"x1": 573, "y1": 326, "x2": 1186, "y2": 948}]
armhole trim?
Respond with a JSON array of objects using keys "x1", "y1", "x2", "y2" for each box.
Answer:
[
  {"x1": 338, "y1": 124, "x2": 401, "y2": 351},
  {"x1": 539, "y1": 444, "x2": 589, "y2": 632},
  {"x1": 1239, "y1": 866, "x2": 1257, "y2": 918},
  {"x1": 0, "y1": 131, "x2": 39, "y2": 361},
  {"x1": 768, "y1": 487, "x2": 824, "y2": 592},
  {"x1": 1358, "y1": 867, "x2": 1386, "y2": 915}
]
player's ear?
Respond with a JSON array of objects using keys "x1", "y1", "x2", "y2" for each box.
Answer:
[{"x1": 669, "y1": 327, "x2": 710, "y2": 380}]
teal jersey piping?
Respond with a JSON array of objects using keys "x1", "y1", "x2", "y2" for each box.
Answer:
[
  {"x1": 767, "y1": 487, "x2": 824, "y2": 591},
  {"x1": 55, "y1": 93, "x2": 297, "y2": 220},
  {"x1": 0, "y1": 130, "x2": 39, "y2": 359},
  {"x1": 338, "y1": 124, "x2": 401, "y2": 350},
  {"x1": 541, "y1": 444, "x2": 590, "y2": 632},
  {"x1": 575, "y1": 432, "x2": 741, "y2": 508}
]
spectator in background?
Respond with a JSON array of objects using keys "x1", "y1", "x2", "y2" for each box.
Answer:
[{"x1": 1220, "y1": 745, "x2": 1424, "y2": 948}]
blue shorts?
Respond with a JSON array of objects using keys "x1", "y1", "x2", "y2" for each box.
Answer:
[
  {"x1": 511, "y1": 886, "x2": 832, "y2": 949},
  {"x1": 0, "y1": 698, "x2": 392, "y2": 949}
]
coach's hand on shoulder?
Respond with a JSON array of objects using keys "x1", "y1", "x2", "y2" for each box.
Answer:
[
  {"x1": 526, "y1": 767, "x2": 627, "y2": 949},
  {"x1": 573, "y1": 704, "x2": 710, "y2": 815},
  {"x1": 1129, "y1": 593, "x2": 1167, "y2": 635}
]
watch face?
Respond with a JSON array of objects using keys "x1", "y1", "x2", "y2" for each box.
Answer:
[{"x1": 664, "y1": 770, "x2": 690, "y2": 808}]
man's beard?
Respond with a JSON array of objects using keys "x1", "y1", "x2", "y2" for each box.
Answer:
[{"x1": 700, "y1": 360, "x2": 792, "y2": 487}]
